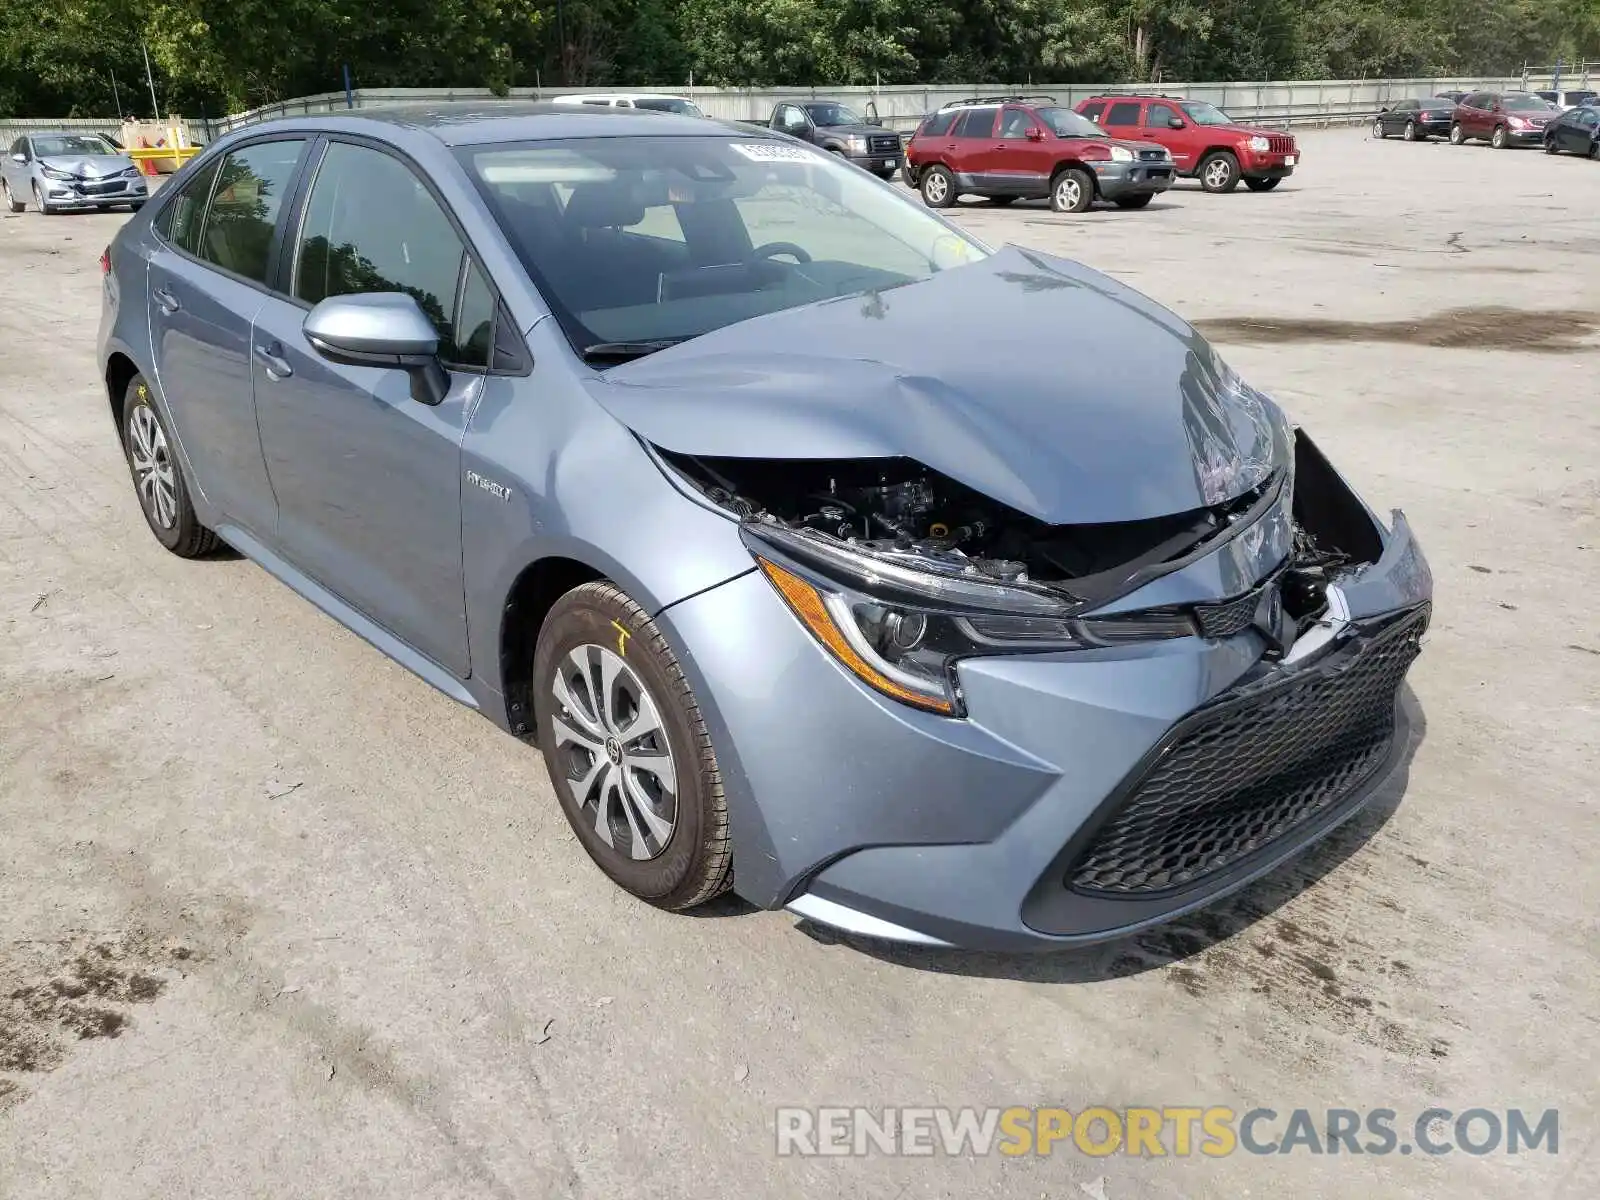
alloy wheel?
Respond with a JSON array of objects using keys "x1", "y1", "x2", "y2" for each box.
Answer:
[
  {"x1": 1404, "y1": 121, "x2": 1417, "y2": 141},
  {"x1": 1372, "y1": 119, "x2": 1385, "y2": 139},
  {"x1": 127, "y1": 404, "x2": 178, "y2": 529},
  {"x1": 32, "y1": 183, "x2": 46, "y2": 214},
  {"x1": 1203, "y1": 159, "x2": 1230, "y2": 189},
  {"x1": 1054, "y1": 175, "x2": 1082, "y2": 209},
  {"x1": 549, "y1": 643, "x2": 678, "y2": 862},
  {"x1": 923, "y1": 171, "x2": 948, "y2": 205}
]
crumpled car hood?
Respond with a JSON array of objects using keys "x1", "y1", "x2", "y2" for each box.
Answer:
[
  {"x1": 586, "y1": 246, "x2": 1289, "y2": 525},
  {"x1": 38, "y1": 155, "x2": 134, "y2": 176}
]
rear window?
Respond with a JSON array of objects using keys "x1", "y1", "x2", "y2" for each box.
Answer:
[
  {"x1": 920, "y1": 110, "x2": 957, "y2": 137},
  {"x1": 1103, "y1": 101, "x2": 1142, "y2": 126},
  {"x1": 952, "y1": 108, "x2": 997, "y2": 137}
]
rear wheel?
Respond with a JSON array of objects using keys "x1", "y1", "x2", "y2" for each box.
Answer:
[
  {"x1": 2, "y1": 179, "x2": 22, "y2": 213},
  {"x1": 120, "y1": 375, "x2": 220, "y2": 557},
  {"x1": 1049, "y1": 167, "x2": 1093, "y2": 213},
  {"x1": 1112, "y1": 193, "x2": 1153, "y2": 209},
  {"x1": 1544, "y1": 134, "x2": 1560, "y2": 154},
  {"x1": 1449, "y1": 122, "x2": 1466, "y2": 145},
  {"x1": 1590, "y1": 138, "x2": 1599, "y2": 160},
  {"x1": 1403, "y1": 120, "x2": 1418, "y2": 141},
  {"x1": 533, "y1": 582, "x2": 732, "y2": 911},
  {"x1": 1490, "y1": 125, "x2": 1508, "y2": 149},
  {"x1": 1372, "y1": 118, "x2": 1387, "y2": 139},
  {"x1": 1198, "y1": 151, "x2": 1240, "y2": 193},
  {"x1": 919, "y1": 164, "x2": 954, "y2": 208},
  {"x1": 1243, "y1": 177, "x2": 1281, "y2": 192}
]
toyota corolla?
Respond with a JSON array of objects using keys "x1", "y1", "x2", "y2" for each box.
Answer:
[{"x1": 98, "y1": 104, "x2": 1432, "y2": 950}]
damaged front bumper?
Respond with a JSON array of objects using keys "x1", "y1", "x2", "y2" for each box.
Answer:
[{"x1": 654, "y1": 443, "x2": 1432, "y2": 952}]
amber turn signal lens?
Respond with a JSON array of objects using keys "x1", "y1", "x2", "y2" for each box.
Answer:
[{"x1": 755, "y1": 557, "x2": 956, "y2": 715}]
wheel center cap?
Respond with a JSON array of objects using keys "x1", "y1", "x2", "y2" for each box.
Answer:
[{"x1": 604, "y1": 737, "x2": 622, "y2": 765}]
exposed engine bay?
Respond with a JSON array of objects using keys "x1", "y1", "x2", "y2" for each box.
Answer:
[{"x1": 660, "y1": 434, "x2": 1381, "y2": 640}]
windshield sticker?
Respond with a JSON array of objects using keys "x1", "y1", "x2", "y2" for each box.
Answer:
[{"x1": 730, "y1": 142, "x2": 818, "y2": 163}]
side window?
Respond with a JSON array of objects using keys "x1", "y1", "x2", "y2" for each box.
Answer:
[
  {"x1": 922, "y1": 110, "x2": 957, "y2": 137},
  {"x1": 156, "y1": 156, "x2": 222, "y2": 255},
  {"x1": 293, "y1": 141, "x2": 476, "y2": 363},
  {"x1": 1104, "y1": 101, "x2": 1142, "y2": 126},
  {"x1": 777, "y1": 105, "x2": 808, "y2": 133},
  {"x1": 1581, "y1": 110, "x2": 1599, "y2": 128},
  {"x1": 998, "y1": 108, "x2": 1035, "y2": 138},
  {"x1": 1148, "y1": 102, "x2": 1182, "y2": 127},
  {"x1": 195, "y1": 140, "x2": 305, "y2": 284},
  {"x1": 454, "y1": 263, "x2": 496, "y2": 368},
  {"x1": 953, "y1": 108, "x2": 996, "y2": 137},
  {"x1": 1080, "y1": 102, "x2": 1106, "y2": 122}
]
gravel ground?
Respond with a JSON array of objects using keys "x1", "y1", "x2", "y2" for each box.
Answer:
[{"x1": 1, "y1": 126, "x2": 1597, "y2": 1199}]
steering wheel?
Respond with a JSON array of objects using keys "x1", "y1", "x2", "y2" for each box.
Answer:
[{"x1": 749, "y1": 241, "x2": 812, "y2": 264}]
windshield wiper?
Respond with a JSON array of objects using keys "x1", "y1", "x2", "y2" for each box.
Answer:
[{"x1": 581, "y1": 338, "x2": 691, "y2": 364}]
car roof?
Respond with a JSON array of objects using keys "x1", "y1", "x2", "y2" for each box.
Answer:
[
  {"x1": 222, "y1": 101, "x2": 746, "y2": 148},
  {"x1": 550, "y1": 93, "x2": 692, "y2": 102}
]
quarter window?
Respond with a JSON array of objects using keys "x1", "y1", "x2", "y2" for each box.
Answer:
[
  {"x1": 293, "y1": 141, "x2": 486, "y2": 366},
  {"x1": 1104, "y1": 101, "x2": 1142, "y2": 126},
  {"x1": 156, "y1": 156, "x2": 222, "y2": 255},
  {"x1": 921, "y1": 110, "x2": 957, "y2": 137},
  {"x1": 193, "y1": 140, "x2": 305, "y2": 284}
]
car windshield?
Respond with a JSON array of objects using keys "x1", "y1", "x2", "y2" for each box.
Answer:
[
  {"x1": 1036, "y1": 107, "x2": 1106, "y2": 138},
  {"x1": 32, "y1": 135, "x2": 116, "y2": 157},
  {"x1": 633, "y1": 98, "x2": 704, "y2": 118},
  {"x1": 1504, "y1": 94, "x2": 1554, "y2": 111},
  {"x1": 1421, "y1": 100, "x2": 1454, "y2": 111},
  {"x1": 462, "y1": 136, "x2": 988, "y2": 361},
  {"x1": 1179, "y1": 102, "x2": 1236, "y2": 126},
  {"x1": 804, "y1": 103, "x2": 864, "y2": 127}
]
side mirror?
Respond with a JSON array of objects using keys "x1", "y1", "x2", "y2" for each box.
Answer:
[
  {"x1": 1025, "y1": 126, "x2": 1044, "y2": 141},
  {"x1": 304, "y1": 292, "x2": 449, "y2": 406},
  {"x1": 1167, "y1": 117, "x2": 1186, "y2": 129},
  {"x1": 9, "y1": 153, "x2": 25, "y2": 164}
]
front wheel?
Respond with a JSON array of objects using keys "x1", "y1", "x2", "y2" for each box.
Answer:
[
  {"x1": 1449, "y1": 123, "x2": 1466, "y2": 145},
  {"x1": 919, "y1": 164, "x2": 955, "y2": 208},
  {"x1": 1049, "y1": 167, "x2": 1093, "y2": 213},
  {"x1": 1544, "y1": 136, "x2": 1559, "y2": 155},
  {"x1": 121, "y1": 376, "x2": 220, "y2": 557},
  {"x1": 1490, "y1": 125, "x2": 1507, "y2": 149},
  {"x1": 1198, "y1": 151, "x2": 1240, "y2": 193},
  {"x1": 1243, "y1": 177, "x2": 1281, "y2": 192},
  {"x1": 31, "y1": 183, "x2": 55, "y2": 215},
  {"x1": 1112, "y1": 193, "x2": 1153, "y2": 209},
  {"x1": 1590, "y1": 139, "x2": 1599, "y2": 160},
  {"x1": 1372, "y1": 118, "x2": 1387, "y2": 139},
  {"x1": 533, "y1": 582, "x2": 732, "y2": 911}
]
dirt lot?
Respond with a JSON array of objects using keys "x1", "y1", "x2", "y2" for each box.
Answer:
[{"x1": 2, "y1": 128, "x2": 1597, "y2": 1198}]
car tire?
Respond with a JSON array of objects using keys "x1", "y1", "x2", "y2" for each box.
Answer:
[
  {"x1": 1404, "y1": 121, "x2": 1418, "y2": 141},
  {"x1": 1544, "y1": 135, "x2": 1559, "y2": 154},
  {"x1": 1198, "y1": 151, "x2": 1240, "y2": 193},
  {"x1": 919, "y1": 164, "x2": 955, "y2": 208},
  {"x1": 2, "y1": 180, "x2": 23, "y2": 213},
  {"x1": 1049, "y1": 167, "x2": 1093, "y2": 213},
  {"x1": 120, "y1": 375, "x2": 220, "y2": 557},
  {"x1": 1590, "y1": 139, "x2": 1599, "y2": 160},
  {"x1": 533, "y1": 581, "x2": 732, "y2": 912},
  {"x1": 1372, "y1": 118, "x2": 1386, "y2": 139},
  {"x1": 1243, "y1": 177, "x2": 1280, "y2": 192},
  {"x1": 1449, "y1": 123, "x2": 1466, "y2": 145},
  {"x1": 1112, "y1": 193, "x2": 1153, "y2": 209},
  {"x1": 1491, "y1": 125, "x2": 1508, "y2": 149},
  {"x1": 31, "y1": 183, "x2": 55, "y2": 215}
]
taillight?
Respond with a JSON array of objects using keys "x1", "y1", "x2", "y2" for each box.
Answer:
[{"x1": 99, "y1": 247, "x2": 111, "y2": 276}]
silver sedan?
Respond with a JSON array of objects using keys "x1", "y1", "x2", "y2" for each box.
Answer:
[{"x1": 2, "y1": 132, "x2": 149, "y2": 214}]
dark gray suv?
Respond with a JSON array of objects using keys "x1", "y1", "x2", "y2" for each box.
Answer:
[{"x1": 97, "y1": 104, "x2": 1432, "y2": 950}]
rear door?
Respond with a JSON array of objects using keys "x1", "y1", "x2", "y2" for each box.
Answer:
[
  {"x1": 948, "y1": 106, "x2": 999, "y2": 184},
  {"x1": 1566, "y1": 107, "x2": 1599, "y2": 150},
  {"x1": 250, "y1": 137, "x2": 489, "y2": 678},
  {"x1": 1099, "y1": 98, "x2": 1144, "y2": 140},
  {"x1": 146, "y1": 139, "x2": 307, "y2": 536}
]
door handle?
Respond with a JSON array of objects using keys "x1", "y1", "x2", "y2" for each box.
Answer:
[
  {"x1": 254, "y1": 342, "x2": 294, "y2": 380},
  {"x1": 154, "y1": 287, "x2": 180, "y2": 315}
]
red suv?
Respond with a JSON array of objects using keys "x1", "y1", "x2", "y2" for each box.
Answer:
[
  {"x1": 904, "y1": 97, "x2": 1175, "y2": 214},
  {"x1": 1075, "y1": 95, "x2": 1298, "y2": 192}
]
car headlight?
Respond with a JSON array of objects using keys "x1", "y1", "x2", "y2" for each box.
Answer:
[
  {"x1": 1108, "y1": 145, "x2": 1134, "y2": 163},
  {"x1": 744, "y1": 523, "x2": 1193, "y2": 716},
  {"x1": 120, "y1": 165, "x2": 142, "y2": 178},
  {"x1": 40, "y1": 166, "x2": 73, "y2": 181},
  {"x1": 1508, "y1": 116, "x2": 1529, "y2": 128},
  {"x1": 848, "y1": 136, "x2": 868, "y2": 153},
  {"x1": 1248, "y1": 136, "x2": 1271, "y2": 152}
]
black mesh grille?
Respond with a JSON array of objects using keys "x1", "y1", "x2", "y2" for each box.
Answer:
[
  {"x1": 1067, "y1": 608, "x2": 1426, "y2": 895},
  {"x1": 1194, "y1": 587, "x2": 1262, "y2": 638},
  {"x1": 1139, "y1": 148, "x2": 1167, "y2": 161},
  {"x1": 869, "y1": 134, "x2": 901, "y2": 154}
]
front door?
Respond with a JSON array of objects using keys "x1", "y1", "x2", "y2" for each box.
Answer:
[
  {"x1": 1, "y1": 138, "x2": 27, "y2": 199},
  {"x1": 989, "y1": 106, "x2": 1047, "y2": 195},
  {"x1": 252, "y1": 138, "x2": 487, "y2": 678},
  {"x1": 147, "y1": 140, "x2": 306, "y2": 536},
  {"x1": 1143, "y1": 101, "x2": 1194, "y2": 170}
]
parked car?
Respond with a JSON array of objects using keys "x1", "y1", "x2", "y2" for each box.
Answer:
[
  {"x1": 549, "y1": 93, "x2": 706, "y2": 118},
  {"x1": 2, "y1": 131, "x2": 148, "y2": 214},
  {"x1": 1372, "y1": 97, "x2": 1457, "y2": 141},
  {"x1": 1435, "y1": 90, "x2": 1469, "y2": 104},
  {"x1": 904, "y1": 97, "x2": 1174, "y2": 213},
  {"x1": 1075, "y1": 94, "x2": 1297, "y2": 192},
  {"x1": 1449, "y1": 92, "x2": 1559, "y2": 147},
  {"x1": 1542, "y1": 104, "x2": 1600, "y2": 157},
  {"x1": 748, "y1": 101, "x2": 902, "y2": 178},
  {"x1": 1532, "y1": 89, "x2": 1598, "y2": 110},
  {"x1": 97, "y1": 103, "x2": 1432, "y2": 951}
]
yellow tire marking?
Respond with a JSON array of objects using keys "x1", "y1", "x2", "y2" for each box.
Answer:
[{"x1": 611, "y1": 620, "x2": 630, "y2": 657}]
